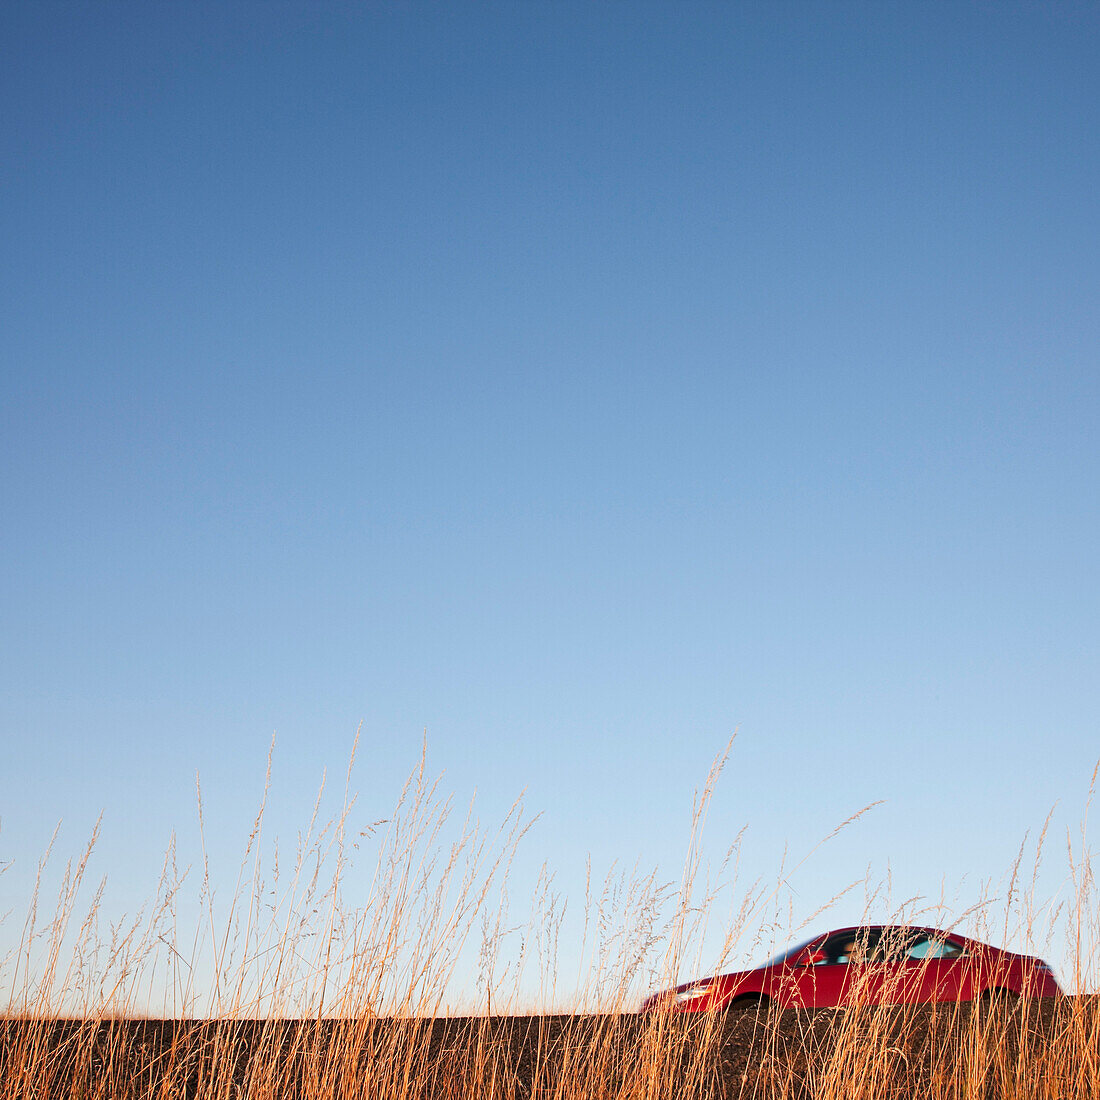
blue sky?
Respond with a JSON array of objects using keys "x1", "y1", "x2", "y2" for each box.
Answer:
[{"x1": 2, "y1": 2, "x2": 1099, "y2": 1005}]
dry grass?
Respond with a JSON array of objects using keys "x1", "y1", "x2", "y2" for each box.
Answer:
[{"x1": 1, "y1": 739, "x2": 1097, "y2": 1099}]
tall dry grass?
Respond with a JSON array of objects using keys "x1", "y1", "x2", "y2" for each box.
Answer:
[{"x1": 1, "y1": 740, "x2": 1097, "y2": 1099}]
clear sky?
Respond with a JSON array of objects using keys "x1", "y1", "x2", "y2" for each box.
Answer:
[{"x1": 3, "y1": 2, "x2": 1099, "y2": 1008}]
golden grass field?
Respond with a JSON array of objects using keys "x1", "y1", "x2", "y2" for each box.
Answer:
[{"x1": 3, "y1": 741, "x2": 1097, "y2": 1098}]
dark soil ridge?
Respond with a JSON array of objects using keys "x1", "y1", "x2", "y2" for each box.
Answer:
[{"x1": 2, "y1": 998, "x2": 1096, "y2": 1099}]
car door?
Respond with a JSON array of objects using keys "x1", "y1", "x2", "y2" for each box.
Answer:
[
  {"x1": 892, "y1": 933, "x2": 972, "y2": 1003},
  {"x1": 846, "y1": 928, "x2": 930, "y2": 1005},
  {"x1": 787, "y1": 956, "x2": 850, "y2": 1007},
  {"x1": 786, "y1": 931, "x2": 871, "y2": 1007},
  {"x1": 836, "y1": 928, "x2": 894, "y2": 1006}
]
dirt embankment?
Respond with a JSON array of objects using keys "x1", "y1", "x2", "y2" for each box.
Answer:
[{"x1": 2, "y1": 999, "x2": 1096, "y2": 1099}]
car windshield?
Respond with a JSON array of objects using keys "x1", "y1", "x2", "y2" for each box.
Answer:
[{"x1": 761, "y1": 935, "x2": 820, "y2": 968}]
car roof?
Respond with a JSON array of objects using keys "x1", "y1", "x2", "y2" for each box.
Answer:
[{"x1": 821, "y1": 924, "x2": 968, "y2": 940}]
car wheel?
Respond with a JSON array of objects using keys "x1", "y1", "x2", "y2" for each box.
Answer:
[{"x1": 726, "y1": 994, "x2": 769, "y2": 1014}]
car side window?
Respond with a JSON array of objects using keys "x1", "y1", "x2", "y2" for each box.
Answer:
[
  {"x1": 821, "y1": 930, "x2": 882, "y2": 964},
  {"x1": 906, "y1": 936, "x2": 963, "y2": 960},
  {"x1": 817, "y1": 935, "x2": 853, "y2": 964},
  {"x1": 874, "y1": 928, "x2": 922, "y2": 963}
]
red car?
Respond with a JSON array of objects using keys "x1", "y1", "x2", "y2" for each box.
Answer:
[{"x1": 640, "y1": 926, "x2": 1063, "y2": 1012}]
